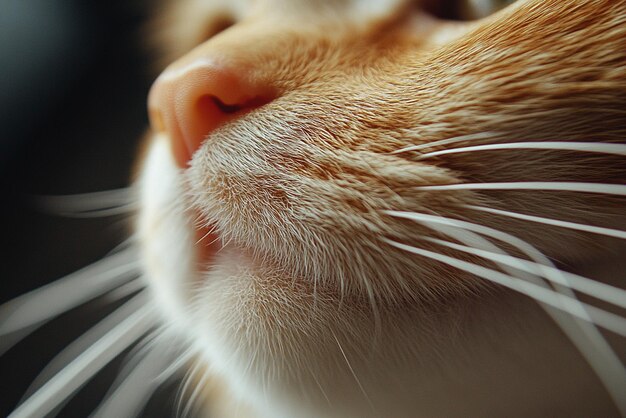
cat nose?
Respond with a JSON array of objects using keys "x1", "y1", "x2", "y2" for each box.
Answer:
[{"x1": 148, "y1": 62, "x2": 273, "y2": 167}]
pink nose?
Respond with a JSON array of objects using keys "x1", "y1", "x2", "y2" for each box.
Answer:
[{"x1": 148, "y1": 63, "x2": 273, "y2": 167}]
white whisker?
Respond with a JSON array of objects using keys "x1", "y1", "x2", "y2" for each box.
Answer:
[
  {"x1": 153, "y1": 347, "x2": 195, "y2": 385},
  {"x1": 21, "y1": 293, "x2": 150, "y2": 400},
  {"x1": 54, "y1": 204, "x2": 139, "y2": 218},
  {"x1": 391, "y1": 132, "x2": 500, "y2": 154},
  {"x1": 0, "y1": 248, "x2": 141, "y2": 354},
  {"x1": 415, "y1": 220, "x2": 626, "y2": 380},
  {"x1": 417, "y1": 182, "x2": 626, "y2": 196},
  {"x1": 417, "y1": 142, "x2": 626, "y2": 159},
  {"x1": 384, "y1": 210, "x2": 626, "y2": 327},
  {"x1": 311, "y1": 371, "x2": 333, "y2": 407},
  {"x1": 196, "y1": 225, "x2": 220, "y2": 246},
  {"x1": 466, "y1": 205, "x2": 626, "y2": 240},
  {"x1": 39, "y1": 187, "x2": 137, "y2": 216},
  {"x1": 385, "y1": 235, "x2": 626, "y2": 415},
  {"x1": 424, "y1": 237, "x2": 626, "y2": 310},
  {"x1": 385, "y1": 210, "x2": 626, "y2": 413},
  {"x1": 182, "y1": 367, "x2": 211, "y2": 418},
  {"x1": 333, "y1": 332, "x2": 375, "y2": 413},
  {"x1": 176, "y1": 360, "x2": 204, "y2": 418},
  {"x1": 384, "y1": 239, "x2": 626, "y2": 335},
  {"x1": 101, "y1": 279, "x2": 146, "y2": 304},
  {"x1": 107, "y1": 237, "x2": 137, "y2": 255},
  {"x1": 8, "y1": 304, "x2": 156, "y2": 418},
  {"x1": 91, "y1": 332, "x2": 186, "y2": 418}
]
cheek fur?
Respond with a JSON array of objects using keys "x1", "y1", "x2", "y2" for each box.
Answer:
[
  {"x1": 137, "y1": 0, "x2": 626, "y2": 416},
  {"x1": 6, "y1": 1, "x2": 625, "y2": 417}
]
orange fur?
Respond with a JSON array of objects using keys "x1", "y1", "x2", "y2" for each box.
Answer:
[{"x1": 138, "y1": 0, "x2": 626, "y2": 416}]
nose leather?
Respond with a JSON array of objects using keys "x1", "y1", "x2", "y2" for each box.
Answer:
[{"x1": 148, "y1": 61, "x2": 273, "y2": 167}]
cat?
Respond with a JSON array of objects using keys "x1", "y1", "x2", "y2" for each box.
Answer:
[{"x1": 2, "y1": 0, "x2": 626, "y2": 417}]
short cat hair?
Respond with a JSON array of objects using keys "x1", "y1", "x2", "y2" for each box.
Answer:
[{"x1": 3, "y1": 0, "x2": 625, "y2": 417}]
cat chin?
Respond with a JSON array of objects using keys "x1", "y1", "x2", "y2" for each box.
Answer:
[
  {"x1": 134, "y1": 134, "x2": 619, "y2": 418},
  {"x1": 134, "y1": 133, "x2": 426, "y2": 416},
  {"x1": 134, "y1": 133, "x2": 363, "y2": 416},
  {"x1": 136, "y1": 133, "x2": 249, "y2": 308}
]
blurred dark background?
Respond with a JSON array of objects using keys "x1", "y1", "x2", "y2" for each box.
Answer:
[{"x1": 0, "y1": 1, "x2": 180, "y2": 416}]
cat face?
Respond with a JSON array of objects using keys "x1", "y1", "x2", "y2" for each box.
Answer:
[{"x1": 137, "y1": 0, "x2": 626, "y2": 416}]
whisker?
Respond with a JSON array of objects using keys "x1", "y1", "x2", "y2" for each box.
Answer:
[
  {"x1": 50, "y1": 204, "x2": 139, "y2": 218},
  {"x1": 0, "y1": 247, "x2": 141, "y2": 354},
  {"x1": 391, "y1": 132, "x2": 500, "y2": 154},
  {"x1": 38, "y1": 187, "x2": 137, "y2": 217},
  {"x1": 466, "y1": 205, "x2": 626, "y2": 240},
  {"x1": 423, "y1": 237, "x2": 626, "y2": 310},
  {"x1": 175, "y1": 360, "x2": 204, "y2": 418},
  {"x1": 310, "y1": 370, "x2": 333, "y2": 407},
  {"x1": 182, "y1": 366, "x2": 211, "y2": 418},
  {"x1": 332, "y1": 332, "x2": 375, "y2": 414},
  {"x1": 417, "y1": 142, "x2": 626, "y2": 159},
  {"x1": 384, "y1": 239, "x2": 626, "y2": 335},
  {"x1": 21, "y1": 292, "x2": 150, "y2": 400},
  {"x1": 22, "y1": 293, "x2": 148, "y2": 401},
  {"x1": 101, "y1": 279, "x2": 147, "y2": 304},
  {"x1": 416, "y1": 182, "x2": 626, "y2": 196},
  {"x1": 153, "y1": 347, "x2": 195, "y2": 385},
  {"x1": 8, "y1": 304, "x2": 156, "y2": 418},
  {"x1": 195, "y1": 225, "x2": 221, "y2": 246},
  {"x1": 91, "y1": 331, "x2": 187, "y2": 418},
  {"x1": 384, "y1": 210, "x2": 626, "y2": 326},
  {"x1": 384, "y1": 210, "x2": 626, "y2": 413},
  {"x1": 107, "y1": 237, "x2": 138, "y2": 255}
]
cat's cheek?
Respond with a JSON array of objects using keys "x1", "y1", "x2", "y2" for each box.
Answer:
[{"x1": 137, "y1": 134, "x2": 200, "y2": 326}]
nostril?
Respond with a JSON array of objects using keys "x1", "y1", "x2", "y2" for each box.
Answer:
[
  {"x1": 148, "y1": 62, "x2": 277, "y2": 168},
  {"x1": 192, "y1": 94, "x2": 272, "y2": 143},
  {"x1": 200, "y1": 95, "x2": 242, "y2": 115},
  {"x1": 199, "y1": 94, "x2": 273, "y2": 115}
]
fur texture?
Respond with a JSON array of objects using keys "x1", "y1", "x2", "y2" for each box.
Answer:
[
  {"x1": 3, "y1": 1, "x2": 625, "y2": 417},
  {"x1": 137, "y1": 0, "x2": 626, "y2": 416}
]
